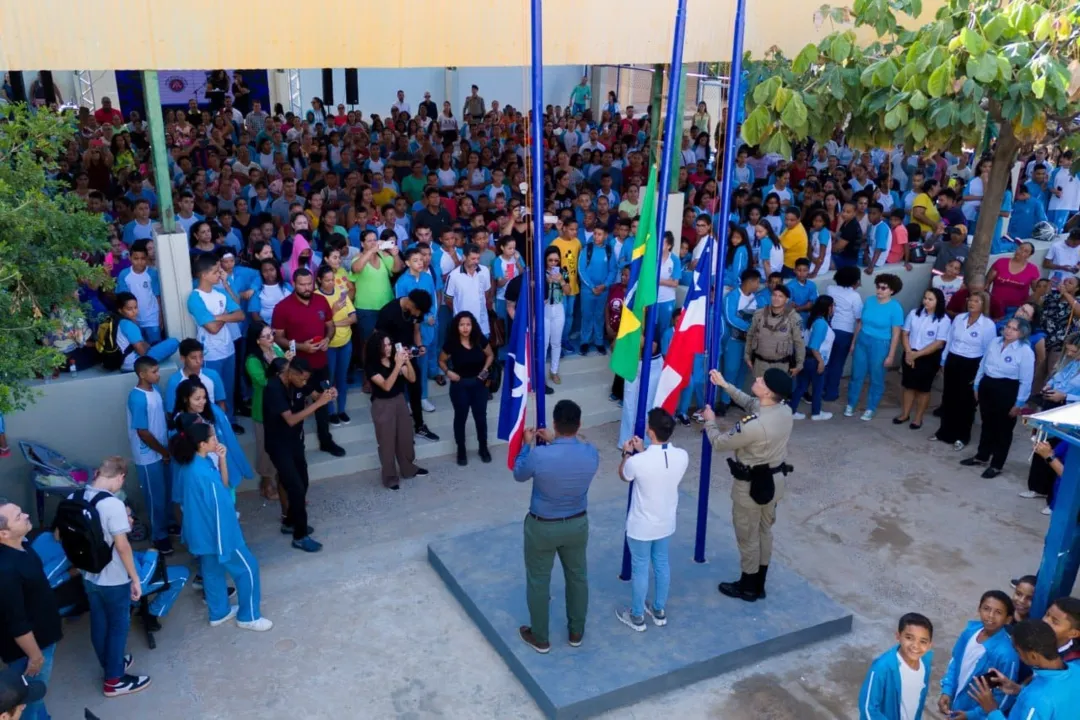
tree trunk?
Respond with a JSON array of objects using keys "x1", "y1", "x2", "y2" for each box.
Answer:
[{"x1": 966, "y1": 122, "x2": 1019, "y2": 283}]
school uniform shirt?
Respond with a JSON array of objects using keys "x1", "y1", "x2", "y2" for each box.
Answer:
[
  {"x1": 656, "y1": 254, "x2": 679, "y2": 304},
  {"x1": 1044, "y1": 360, "x2": 1080, "y2": 403},
  {"x1": 621, "y1": 443, "x2": 690, "y2": 542},
  {"x1": 858, "y1": 645, "x2": 933, "y2": 720},
  {"x1": 974, "y1": 337, "x2": 1035, "y2": 406},
  {"x1": 785, "y1": 279, "x2": 818, "y2": 323},
  {"x1": 723, "y1": 290, "x2": 757, "y2": 335},
  {"x1": 122, "y1": 219, "x2": 155, "y2": 246},
  {"x1": 940, "y1": 621, "x2": 1019, "y2": 717},
  {"x1": 996, "y1": 663, "x2": 1080, "y2": 720},
  {"x1": 825, "y1": 285, "x2": 863, "y2": 334},
  {"x1": 722, "y1": 244, "x2": 751, "y2": 289},
  {"x1": 116, "y1": 267, "x2": 161, "y2": 330},
  {"x1": 444, "y1": 265, "x2": 492, "y2": 336},
  {"x1": 810, "y1": 227, "x2": 832, "y2": 275},
  {"x1": 491, "y1": 256, "x2": 524, "y2": 302},
  {"x1": 860, "y1": 298, "x2": 904, "y2": 341},
  {"x1": 1044, "y1": 239, "x2": 1080, "y2": 284},
  {"x1": 1049, "y1": 167, "x2": 1080, "y2": 212},
  {"x1": 127, "y1": 385, "x2": 167, "y2": 465},
  {"x1": 187, "y1": 288, "x2": 239, "y2": 362},
  {"x1": 395, "y1": 271, "x2": 438, "y2": 344},
  {"x1": 1007, "y1": 197, "x2": 1048, "y2": 239},
  {"x1": 178, "y1": 456, "x2": 244, "y2": 562},
  {"x1": 163, "y1": 369, "x2": 223, "y2": 414},
  {"x1": 904, "y1": 310, "x2": 951, "y2": 352},
  {"x1": 942, "y1": 312, "x2": 996, "y2": 364},
  {"x1": 77, "y1": 488, "x2": 132, "y2": 587},
  {"x1": 805, "y1": 317, "x2": 836, "y2": 366},
  {"x1": 868, "y1": 220, "x2": 892, "y2": 267}
]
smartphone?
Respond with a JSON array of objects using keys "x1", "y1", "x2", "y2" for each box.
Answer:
[
  {"x1": 972, "y1": 671, "x2": 1002, "y2": 689},
  {"x1": 543, "y1": 214, "x2": 559, "y2": 225},
  {"x1": 394, "y1": 342, "x2": 404, "y2": 354},
  {"x1": 378, "y1": 240, "x2": 396, "y2": 251},
  {"x1": 288, "y1": 339, "x2": 296, "y2": 354}
]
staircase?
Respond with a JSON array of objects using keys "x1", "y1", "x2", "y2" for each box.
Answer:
[{"x1": 232, "y1": 353, "x2": 622, "y2": 484}]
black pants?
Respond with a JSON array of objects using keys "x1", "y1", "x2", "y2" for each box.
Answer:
[
  {"x1": 269, "y1": 444, "x2": 309, "y2": 540},
  {"x1": 1028, "y1": 437, "x2": 1060, "y2": 505},
  {"x1": 450, "y1": 377, "x2": 488, "y2": 451},
  {"x1": 611, "y1": 374, "x2": 624, "y2": 401},
  {"x1": 302, "y1": 366, "x2": 334, "y2": 446},
  {"x1": 407, "y1": 358, "x2": 424, "y2": 431},
  {"x1": 976, "y1": 377, "x2": 1021, "y2": 469},
  {"x1": 937, "y1": 354, "x2": 981, "y2": 445}
]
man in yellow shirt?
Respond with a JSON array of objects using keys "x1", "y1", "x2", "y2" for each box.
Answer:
[
  {"x1": 550, "y1": 219, "x2": 583, "y2": 353},
  {"x1": 911, "y1": 179, "x2": 941, "y2": 237},
  {"x1": 779, "y1": 207, "x2": 808, "y2": 278}
]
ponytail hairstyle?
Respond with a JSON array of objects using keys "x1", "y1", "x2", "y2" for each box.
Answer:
[{"x1": 168, "y1": 413, "x2": 214, "y2": 465}]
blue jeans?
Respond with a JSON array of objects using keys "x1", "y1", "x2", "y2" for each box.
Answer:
[
  {"x1": 847, "y1": 334, "x2": 891, "y2": 412},
  {"x1": 204, "y1": 352, "x2": 236, "y2": 419},
  {"x1": 790, "y1": 355, "x2": 824, "y2": 415},
  {"x1": 136, "y1": 461, "x2": 168, "y2": 542},
  {"x1": 677, "y1": 353, "x2": 706, "y2": 415},
  {"x1": 562, "y1": 294, "x2": 578, "y2": 350},
  {"x1": 200, "y1": 545, "x2": 261, "y2": 623},
  {"x1": 10, "y1": 643, "x2": 56, "y2": 720},
  {"x1": 83, "y1": 579, "x2": 131, "y2": 681},
  {"x1": 654, "y1": 300, "x2": 675, "y2": 337},
  {"x1": 823, "y1": 329, "x2": 853, "y2": 401},
  {"x1": 434, "y1": 305, "x2": 453, "y2": 358},
  {"x1": 721, "y1": 337, "x2": 747, "y2": 405},
  {"x1": 579, "y1": 290, "x2": 606, "y2": 347},
  {"x1": 627, "y1": 536, "x2": 671, "y2": 617},
  {"x1": 326, "y1": 342, "x2": 351, "y2": 414}
]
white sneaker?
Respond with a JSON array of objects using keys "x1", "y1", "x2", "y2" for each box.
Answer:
[
  {"x1": 1018, "y1": 490, "x2": 1046, "y2": 499},
  {"x1": 209, "y1": 605, "x2": 239, "y2": 627},
  {"x1": 811, "y1": 412, "x2": 833, "y2": 421},
  {"x1": 237, "y1": 617, "x2": 274, "y2": 632},
  {"x1": 421, "y1": 399, "x2": 436, "y2": 413},
  {"x1": 1041, "y1": 507, "x2": 1052, "y2": 516},
  {"x1": 792, "y1": 412, "x2": 806, "y2": 420},
  {"x1": 860, "y1": 410, "x2": 875, "y2": 421},
  {"x1": 953, "y1": 441, "x2": 965, "y2": 451},
  {"x1": 843, "y1": 406, "x2": 855, "y2": 417}
]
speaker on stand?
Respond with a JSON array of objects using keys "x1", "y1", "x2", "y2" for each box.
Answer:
[
  {"x1": 321, "y1": 68, "x2": 334, "y2": 106},
  {"x1": 344, "y1": 69, "x2": 359, "y2": 107}
]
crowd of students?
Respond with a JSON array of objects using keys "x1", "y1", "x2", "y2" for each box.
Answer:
[{"x1": 2, "y1": 80, "x2": 1079, "y2": 717}]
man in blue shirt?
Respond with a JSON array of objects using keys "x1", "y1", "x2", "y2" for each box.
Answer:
[{"x1": 512, "y1": 400, "x2": 600, "y2": 654}]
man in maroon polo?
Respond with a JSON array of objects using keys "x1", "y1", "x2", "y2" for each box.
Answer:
[{"x1": 271, "y1": 268, "x2": 346, "y2": 457}]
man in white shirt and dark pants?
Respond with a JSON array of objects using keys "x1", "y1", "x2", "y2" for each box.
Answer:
[
  {"x1": 444, "y1": 244, "x2": 492, "y2": 337},
  {"x1": 615, "y1": 408, "x2": 689, "y2": 632}
]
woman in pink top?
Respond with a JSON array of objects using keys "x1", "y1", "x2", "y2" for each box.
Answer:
[{"x1": 986, "y1": 241, "x2": 1040, "y2": 317}]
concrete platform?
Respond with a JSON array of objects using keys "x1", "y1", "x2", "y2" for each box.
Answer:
[{"x1": 428, "y1": 495, "x2": 853, "y2": 719}]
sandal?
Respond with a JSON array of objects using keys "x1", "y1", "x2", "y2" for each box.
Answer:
[
  {"x1": 434, "y1": 375, "x2": 447, "y2": 387},
  {"x1": 892, "y1": 416, "x2": 910, "y2": 425}
]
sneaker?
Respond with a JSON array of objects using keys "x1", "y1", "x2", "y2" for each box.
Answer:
[
  {"x1": 545, "y1": 386, "x2": 555, "y2": 395},
  {"x1": 953, "y1": 440, "x2": 966, "y2": 451},
  {"x1": 153, "y1": 538, "x2": 174, "y2": 556},
  {"x1": 209, "y1": 605, "x2": 239, "y2": 627},
  {"x1": 319, "y1": 441, "x2": 346, "y2": 457},
  {"x1": 615, "y1": 607, "x2": 647, "y2": 632},
  {"x1": 167, "y1": 523, "x2": 182, "y2": 537},
  {"x1": 103, "y1": 674, "x2": 152, "y2": 698},
  {"x1": 676, "y1": 413, "x2": 691, "y2": 426},
  {"x1": 338, "y1": 412, "x2": 351, "y2": 424},
  {"x1": 860, "y1": 410, "x2": 874, "y2": 421},
  {"x1": 579, "y1": 344, "x2": 590, "y2": 356},
  {"x1": 843, "y1": 405, "x2": 855, "y2": 417},
  {"x1": 415, "y1": 425, "x2": 440, "y2": 441},
  {"x1": 811, "y1": 412, "x2": 833, "y2": 421},
  {"x1": 644, "y1": 603, "x2": 667, "y2": 627},
  {"x1": 596, "y1": 345, "x2": 607, "y2": 355},
  {"x1": 792, "y1": 412, "x2": 806, "y2": 420},
  {"x1": 421, "y1": 399, "x2": 436, "y2": 412},
  {"x1": 518, "y1": 626, "x2": 550, "y2": 654},
  {"x1": 124, "y1": 654, "x2": 133, "y2": 672},
  {"x1": 1041, "y1": 507, "x2": 1052, "y2": 516},
  {"x1": 191, "y1": 574, "x2": 203, "y2": 590},
  {"x1": 1018, "y1": 490, "x2": 1046, "y2": 499},
  {"x1": 568, "y1": 632, "x2": 584, "y2": 647},
  {"x1": 292, "y1": 536, "x2": 323, "y2": 553},
  {"x1": 231, "y1": 423, "x2": 246, "y2": 436},
  {"x1": 280, "y1": 523, "x2": 315, "y2": 536},
  {"x1": 609, "y1": 393, "x2": 619, "y2": 403},
  {"x1": 328, "y1": 414, "x2": 341, "y2": 427},
  {"x1": 412, "y1": 467, "x2": 430, "y2": 477},
  {"x1": 691, "y1": 411, "x2": 705, "y2": 423},
  {"x1": 237, "y1": 617, "x2": 274, "y2": 632}
]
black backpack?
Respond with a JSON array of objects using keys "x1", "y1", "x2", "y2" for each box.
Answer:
[
  {"x1": 95, "y1": 314, "x2": 132, "y2": 372},
  {"x1": 585, "y1": 242, "x2": 613, "y2": 265},
  {"x1": 54, "y1": 489, "x2": 115, "y2": 573}
]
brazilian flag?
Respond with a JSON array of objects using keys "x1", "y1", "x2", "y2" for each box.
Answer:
[{"x1": 610, "y1": 164, "x2": 660, "y2": 381}]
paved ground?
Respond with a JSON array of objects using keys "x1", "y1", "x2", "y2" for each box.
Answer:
[{"x1": 42, "y1": 373, "x2": 1068, "y2": 720}]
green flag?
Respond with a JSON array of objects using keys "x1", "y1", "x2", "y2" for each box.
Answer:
[{"x1": 610, "y1": 164, "x2": 660, "y2": 381}]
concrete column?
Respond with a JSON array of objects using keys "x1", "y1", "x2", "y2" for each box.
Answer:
[
  {"x1": 141, "y1": 71, "x2": 174, "y2": 230},
  {"x1": 589, "y1": 66, "x2": 602, "y2": 117},
  {"x1": 445, "y1": 67, "x2": 458, "y2": 112},
  {"x1": 157, "y1": 232, "x2": 196, "y2": 342}
]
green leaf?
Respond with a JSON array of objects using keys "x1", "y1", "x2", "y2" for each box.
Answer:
[
  {"x1": 830, "y1": 33, "x2": 852, "y2": 63},
  {"x1": 930, "y1": 102, "x2": 955, "y2": 130},
  {"x1": 928, "y1": 64, "x2": 951, "y2": 98},
  {"x1": 960, "y1": 27, "x2": 987, "y2": 56},
  {"x1": 742, "y1": 106, "x2": 772, "y2": 146},
  {"x1": 885, "y1": 106, "x2": 903, "y2": 131},
  {"x1": 909, "y1": 118, "x2": 928, "y2": 144},
  {"x1": 779, "y1": 93, "x2": 809, "y2": 133},
  {"x1": 982, "y1": 15, "x2": 1011, "y2": 43},
  {"x1": 996, "y1": 55, "x2": 1012, "y2": 82},
  {"x1": 909, "y1": 90, "x2": 928, "y2": 110},
  {"x1": 773, "y1": 86, "x2": 793, "y2": 112},
  {"x1": 752, "y1": 76, "x2": 781, "y2": 106},
  {"x1": 792, "y1": 44, "x2": 818, "y2": 74},
  {"x1": 1034, "y1": 14, "x2": 1053, "y2": 42},
  {"x1": 967, "y1": 54, "x2": 999, "y2": 84},
  {"x1": 761, "y1": 132, "x2": 792, "y2": 159},
  {"x1": 1032, "y1": 76, "x2": 1047, "y2": 100}
]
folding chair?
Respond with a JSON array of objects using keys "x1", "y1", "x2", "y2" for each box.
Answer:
[{"x1": 19, "y1": 440, "x2": 93, "y2": 523}]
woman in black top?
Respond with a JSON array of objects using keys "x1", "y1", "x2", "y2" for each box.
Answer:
[
  {"x1": 439, "y1": 311, "x2": 495, "y2": 466},
  {"x1": 365, "y1": 331, "x2": 426, "y2": 489}
]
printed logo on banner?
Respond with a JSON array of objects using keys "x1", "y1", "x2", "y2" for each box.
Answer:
[{"x1": 166, "y1": 76, "x2": 187, "y2": 93}]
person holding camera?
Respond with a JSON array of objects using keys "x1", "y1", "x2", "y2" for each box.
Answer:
[
  {"x1": 366, "y1": 331, "x2": 430, "y2": 490},
  {"x1": 439, "y1": 311, "x2": 495, "y2": 466},
  {"x1": 377, "y1": 289, "x2": 440, "y2": 442}
]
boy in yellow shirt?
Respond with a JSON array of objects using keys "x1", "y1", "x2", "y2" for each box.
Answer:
[
  {"x1": 779, "y1": 207, "x2": 808, "y2": 278},
  {"x1": 550, "y1": 219, "x2": 583, "y2": 353}
]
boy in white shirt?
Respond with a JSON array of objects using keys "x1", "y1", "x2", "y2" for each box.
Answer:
[
  {"x1": 186, "y1": 255, "x2": 244, "y2": 421},
  {"x1": 116, "y1": 240, "x2": 163, "y2": 342}
]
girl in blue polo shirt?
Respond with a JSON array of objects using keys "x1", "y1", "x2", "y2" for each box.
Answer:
[
  {"x1": 846, "y1": 274, "x2": 904, "y2": 421},
  {"x1": 171, "y1": 378, "x2": 252, "y2": 501}
]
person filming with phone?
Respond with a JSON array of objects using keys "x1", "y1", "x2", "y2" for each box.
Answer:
[
  {"x1": 365, "y1": 331, "x2": 429, "y2": 489},
  {"x1": 376, "y1": 289, "x2": 439, "y2": 442}
]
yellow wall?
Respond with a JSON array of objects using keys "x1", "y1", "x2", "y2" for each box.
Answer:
[{"x1": 0, "y1": 0, "x2": 944, "y2": 71}]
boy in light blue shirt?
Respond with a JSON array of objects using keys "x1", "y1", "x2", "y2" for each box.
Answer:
[
  {"x1": 127, "y1": 356, "x2": 172, "y2": 553},
  {"x1": 114, "y1": 292, "x2": 179, "y2": 373},
  {"x1": 785, "y1": 258, "x2": 818, "y2": 325}
]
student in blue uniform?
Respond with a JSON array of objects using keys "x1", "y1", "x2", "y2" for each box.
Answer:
[
  {"x1": 169, "y1": 414, "x2": 272, "y2": 632},
  {"x1": 937, "y1": 590, "x2": 1019, "y2": 720},
  {"x1": 164, "y1": 339, "x2": 227, "y2": 415},
  {"x1": 719, "y1": 269, "x2": 761, "y2": 412},
  {"x1": 1007, "y1": 183, "x2": 1048, "y2": 240},
  {"x1": 127, "y1": 357, "x2": 173, "y2": 555},
  {"x1": 114, "y1": 292, "x2": 180, "y2": 373},
  {"x1": 790, "y1": 296, "x2": 835, "y2": 421},
  {"x1": 785, "y1": 257, "x2": 818, "y2": 326},
  {"x1": 721, "y1": 225, "x2": 752, "y2": 292},
  {"x1": 577, "y1": 227, "x2": 617, "y2": 355},
  {"x1": 858, "y1": 613, "x2": 934, "y2": 720},
  {"x1": 116, "y1": 240, "x2": 163, "y2": 343},
  {"x1": 653, "y1": 232, "x2": 681, "y2": 338},
  {"x1": 171, "y1": 378, "x2": 253, "y2": 501}
]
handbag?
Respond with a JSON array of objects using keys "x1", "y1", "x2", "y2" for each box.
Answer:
[{"x1": 907, "y1": 241, "x2": 927, "y2": 264}]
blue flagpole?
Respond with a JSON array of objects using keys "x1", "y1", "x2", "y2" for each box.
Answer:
[
  {"x1": 529, "y1": 0, "x2": 548, "y2": 427},
  {"x1": 620, "y1": 0, "x2": 690, "y2": 582},
  {"x1": 694, "y1": 0, "x2": 748, "y2": 564}
]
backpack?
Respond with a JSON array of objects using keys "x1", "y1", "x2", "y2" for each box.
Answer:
[
  {"x1": 585, "y1": 242, "x2": 613, "y2": 265},
  {"x1": 54, "y1": 489, "x2": 115, "y2": 573},
  {"x1": 95, "y1": 314, "x2": 130, "y2": 371}
]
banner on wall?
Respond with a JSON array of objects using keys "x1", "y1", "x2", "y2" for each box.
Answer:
[{"x1": 158, "y1": 70, "x2": 232, "y2": 106}]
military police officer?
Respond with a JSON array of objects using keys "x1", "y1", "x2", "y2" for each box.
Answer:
[{"x1": 702, "y1": 367, "x2": 794, "y2": 602}]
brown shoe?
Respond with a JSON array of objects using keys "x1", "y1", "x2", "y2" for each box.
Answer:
[
  {"x1": 518, "y1": 626, "x2": 550, "y2": 654},
  {"x1": 568, "y1": 632, "x2": 584, "y2": 647}
]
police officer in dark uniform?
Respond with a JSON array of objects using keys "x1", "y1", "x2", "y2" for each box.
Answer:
[{"x1": 702, "y1": 367, "x2": 794, "y2": 602}]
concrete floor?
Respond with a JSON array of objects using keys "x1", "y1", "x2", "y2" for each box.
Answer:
[{"x1": 42, "y1": 377, "x2": 1066, "y2": 720}]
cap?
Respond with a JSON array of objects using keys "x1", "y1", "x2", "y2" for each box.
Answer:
[
  {"x1": 763, "y1": 368, "x2": 793, "y2": 400},
  {"x1": 0, "y1": 666, "x2": 47, "y2": 714}
]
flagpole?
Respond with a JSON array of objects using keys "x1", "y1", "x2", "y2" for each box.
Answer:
[
  {"x1": 620, "y1": 0, "x2": 690, "y2": 582},
  {"x1": 695, "y1": 0, "x2": 748, "y2": 564},
  {"x1": 529, "y1": 0, "x2": 548, "y2": 425}
]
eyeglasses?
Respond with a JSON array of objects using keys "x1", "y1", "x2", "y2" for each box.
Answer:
[{"x1": 875, "y1": 285, "x2": 890, "y2": 291}]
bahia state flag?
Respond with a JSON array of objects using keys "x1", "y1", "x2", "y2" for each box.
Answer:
[
  {"x1": 498, "y1": 277, "x2": 531, "y2": 469},
  {"x1": 610, "y1": 164, "x2": 660, "y2": 381},
  {"x1": 653, "y1": 238, "x2": 712, "y2": 413}
]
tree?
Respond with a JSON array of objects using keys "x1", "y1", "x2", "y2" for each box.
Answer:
[
  {"x1": 741, "y1": 0, "x2": 1080, "y2": 280},
  {"x1": 0, "y1": 104, "x2": 108, "y2": 414}
]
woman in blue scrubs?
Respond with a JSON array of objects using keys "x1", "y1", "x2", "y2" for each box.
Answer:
[{"x1": 169, "y1": 414, "x2": 273, "y2": 632}]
